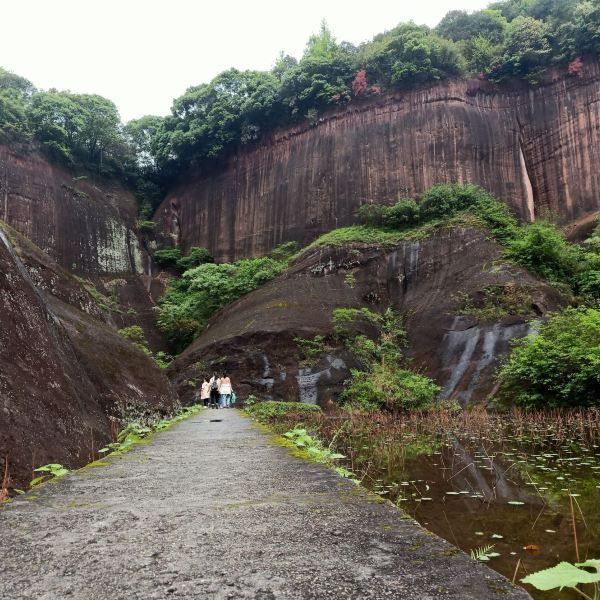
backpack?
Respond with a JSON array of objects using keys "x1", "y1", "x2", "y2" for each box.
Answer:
[{"x1": 211, "y1": 379, "x2": 219, "y2": 391}]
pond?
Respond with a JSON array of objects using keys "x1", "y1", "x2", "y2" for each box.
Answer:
[{"x1": 271, "y1": 410, "x2": 600, "y2": 599}]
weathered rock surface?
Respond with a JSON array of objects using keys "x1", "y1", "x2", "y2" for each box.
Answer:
[
  {"x1": 157, "y1": 61, "x2": 600, "y2": 261},
  {"x1": 0, "y1": 409, "x2": 531, "y2": 599},
  {"x1": 0, "y1": 223, "x2": 176, "y2": 491},
  {"x1": 168, "y1": 226, "x2": 563, "y2": 406},
  {"x1": 0, "y1": 144, "x2": 144, "y2": 275}
]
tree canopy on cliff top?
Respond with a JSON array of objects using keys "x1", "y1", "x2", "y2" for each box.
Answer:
[{"x1": 0, "y1": 0, "x2": 598, "y2": 199}]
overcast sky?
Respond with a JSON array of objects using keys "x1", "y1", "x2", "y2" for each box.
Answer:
[{"x1": 1, "y1": 0, "x2": 490, "y2": 122}]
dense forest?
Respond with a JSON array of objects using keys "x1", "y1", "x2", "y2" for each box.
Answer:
[{"x1": 0, "y1": 0, "x2": 598, "y2": 211}]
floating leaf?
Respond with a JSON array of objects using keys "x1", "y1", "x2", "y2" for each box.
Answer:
[
  {"x1": 491, "y1": 534, "x2": 503, "y2": 539},
  {"x1": 508, "y1": 501, "x2": 525, "y2": 505}
]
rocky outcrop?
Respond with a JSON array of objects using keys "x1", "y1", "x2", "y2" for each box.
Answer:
[
  {"x1": 157, "y1": 61, "x2": 600, "y2": 262},
  {"x1": 0, "y1": 223, "x2": 177, "y2": 491},
  {"x1": 0, "y1": 144, "x2": 144, "y2": 275},
  {"x1": 167, "y1": 225, "x2": 564, "y2": 406}
]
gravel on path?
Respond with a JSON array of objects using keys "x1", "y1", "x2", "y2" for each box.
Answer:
[{"x1": 0, "y1": 409, "x2": 531, "y2": 599}]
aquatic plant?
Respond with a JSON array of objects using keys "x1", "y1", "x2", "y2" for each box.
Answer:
[{"x1": 522, "y1": 560, "x2": 600, "y2": 599}]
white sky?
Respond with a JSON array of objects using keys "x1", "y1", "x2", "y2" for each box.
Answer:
[{"x1": 1, "y1": 0, "x2": 489, "y2": 122}]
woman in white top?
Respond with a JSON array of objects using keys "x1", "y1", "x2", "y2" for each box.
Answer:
[
  {"x1": 200, "y1": 377, "x2": 211, "y2": 407},
  {"x1": 218, "y1": 373, "x2": 233, "y2": 408}
]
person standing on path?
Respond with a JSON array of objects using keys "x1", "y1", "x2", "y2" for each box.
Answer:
[
  {"x1": 219, "y1": 373, "x2": 233, "y2": 408},
  {"x1": 209, "y1": 373, "x2": 220, "y2": 409},
  {"x1": 200, "y1": 377, "x2": 211, "y2": 407}
]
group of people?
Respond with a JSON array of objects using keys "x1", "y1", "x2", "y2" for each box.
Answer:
[{"x1": 198, "y1": 372, "x2": 235, "y2": 409}]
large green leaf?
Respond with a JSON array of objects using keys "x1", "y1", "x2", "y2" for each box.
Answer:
[
  {"x1": 522, "y1": 562, "x2": 600, "y2": 591},
  {"x1": 577, "y1": 560, "x2": 600, "y2": 573}
]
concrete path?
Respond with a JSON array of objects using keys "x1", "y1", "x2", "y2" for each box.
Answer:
[{"x1": 0, "y1": 409, "x2": 530, "y2": 599}]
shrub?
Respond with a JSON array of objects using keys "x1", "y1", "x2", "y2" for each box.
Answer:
[
  {"x1": 382, "y1": 199, "x2": 420, "y2": 228},
  {"x1": 154, "y1": 247, "x2": 182, "y2": 268},
  {"x1": 333, "y1": 307, "x2": 436, "y2": 411},
  {"x1": 498, "y1": 308, "x2": 600, "y2": 408},
  {"x1": 137, "y1": 220, "x2": 155, "y2": 233},
  {"x1": 176, "y1": 247, "x2": 213, "y2": 271},
  {"x1": 295, "y1": 335, "x2": 327, "y2": 366},
  {"x1": 505, "y1": 222, "x2": 576, "y2": 283},
  {"x1": 357, "y1": 203, "x2": 387, "y2": 227},
  {"x1": 420, "y1": 183, "x2": 506, "y2": 224},
  {"x1": 118, "y1": 325, "x2": 151, "y2": 355},
  {"x1": 245, "y1": 400, "x2": 322, "y2": 421},
  {"x1": 332, "y1": 307, "x2": 381, "y2": 341},
  {"x1": 341, "y1": 364, "x2": 440, "y2": 411},
  {"x1": 270, "y1": 241, "x2": 300, "y2": 262},
  {"x1": 157, "y1": 256, "x2": 286, "y2": 351}
]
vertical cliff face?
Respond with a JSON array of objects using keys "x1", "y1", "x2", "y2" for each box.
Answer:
[
  {"x1": 0, "y1": 223, "x2": 176, "y2": 490},
  {"x1": 0, "y1": 145, "x2": 144, "y2": 275},
  {"x1": 156, "y1": 61, "x2": 600, "y2": 262}
]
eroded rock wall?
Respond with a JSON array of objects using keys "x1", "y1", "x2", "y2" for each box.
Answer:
[
  {"x1": 157, "y1": 61, "x2": 600, "y2": 261},
  {"x1": 0, "y1": 145, "x2": 144, "y2": 275},
  {"x1": 0, "y1": 224, "x2": 176, "y2": 490},
  {"x1": 167, "y1": 226, "x2": 564, "y2": 407}
]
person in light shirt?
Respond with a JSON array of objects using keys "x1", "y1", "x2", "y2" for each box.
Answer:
[
  {"x1": 218, "y1": 373, "x2": 233, "y2": 408},
  {"x1": 200, "y1": 377, "x2": 211, "y2": 407}
]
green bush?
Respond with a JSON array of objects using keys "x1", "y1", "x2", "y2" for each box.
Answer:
[
  {"x1": 295, "y1": 335, "x2": 327, "y2": 366},
  {"x1": 419, "y1": 183, "x2": 513, "y2": 230},
  {"x1": 505, "y1": 222, "x2": 576, "y2": 283},
  {"x1": 157, "y1": 256, "x2": 286, "y2": 351},
  {"x1": 333, "y1": 307, "x2": 436, "y2": 411},
  {"x1": 176, "y1": 247, "x2": 213, "y2": 271},
  {"x1": 118, "y1": 325, "x2": 151, "y2": 354},
  {"x1": 270, "y1": 241, "x2": 300, "y2": 262},
  {"x1": 498, "y1": 308, "x2": 600, "y2": 408},
  {"x1": 137, "y1": 220, "x2": 155, "y2": 233},
  {"x1": 341, "y1": 364, "x2": 440, "y2": 411},
  {"x1": 382, "y1": 199, "x2": 420, "y2": 228},
  {"x1": 245, "y1": 400, "x2": 322, "y2": 421},
  {"x1": 154, "y1": 247, "x2": 183, "y2": 268},
  {"x1": 355, "y1": 185, "x2": 518, "y2": 242},
  {"x1": 357, "y1": 203, "x2": 387, "y2": 227},
  {"x1": 332, "y1": 307, "x2": 381, "y2": 341}
]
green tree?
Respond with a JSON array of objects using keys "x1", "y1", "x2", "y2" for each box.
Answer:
[
  {"x1": 157, "y1": 68, "x2": 282, "y2": 171},
  {"x1": 279, "y1": 22, "x2": 355, "y2": 117},
  {"x1": 360, "y1": 23, "x2": 464, "y2": 88},
  {"x1": 490, "y1": 16, "x2": 551, "y2": 81},
  {"x1": 27, "y1": 91, "x2": 84, "y2": 163},
  {"x1": 498, "y1": 308, "x2": 600, "y2": 407},
  {"x1": 436, "y1": 9, "x2": 507, "y2": 44}
]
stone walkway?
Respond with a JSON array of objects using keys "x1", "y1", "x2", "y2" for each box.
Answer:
[{"x1": 0, "y1": 409, "x2": 531, "y2": 599}]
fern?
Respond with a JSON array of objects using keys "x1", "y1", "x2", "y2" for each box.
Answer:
[{"x1": 470, "y1": 544, "x2": 500, "y2": 562}]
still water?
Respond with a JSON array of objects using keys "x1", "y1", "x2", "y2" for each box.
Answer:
[{"x1": 281, "y1": 411, "x2": 600, "y2": 599}]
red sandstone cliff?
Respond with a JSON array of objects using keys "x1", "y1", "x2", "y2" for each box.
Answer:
[
  {"x1": 0, "y1": 144, "x2": 145, "y2": 275},
  {"x1": 0, "y1": 223, "x2": 177, "y2": 491},
  {"x1": 156, "y1": 61, "x2": 600, "y2": 262}
]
